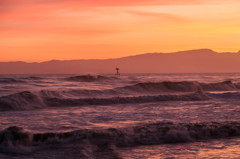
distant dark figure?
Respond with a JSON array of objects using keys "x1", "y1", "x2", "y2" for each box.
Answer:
[{"x1": 116, "y1": 67, "x2": 120, "y2": 75}]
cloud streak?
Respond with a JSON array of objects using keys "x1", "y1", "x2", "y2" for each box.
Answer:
[
  {"x1": 1, "y1": 0, "x2": 240, "y2": 61},
  {"x1": 0, "y1": 0, "x2": 206, "y2": 6},
  {"x1": 0, "y1": 0, "x2": 219, "y2": 13}
]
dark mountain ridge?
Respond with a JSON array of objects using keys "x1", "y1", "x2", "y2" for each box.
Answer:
[{"x1": 1, "y1": 49, "x2": 240, "y2": 74}]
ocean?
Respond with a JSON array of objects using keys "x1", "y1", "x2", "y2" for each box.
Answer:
[{"x1": 0, "y1": 73, "x2": 240, "y2": 159}]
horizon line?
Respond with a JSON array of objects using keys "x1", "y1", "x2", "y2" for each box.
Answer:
[{"x1": 1, "y1": 48, "x2": 239, "y2": 63}]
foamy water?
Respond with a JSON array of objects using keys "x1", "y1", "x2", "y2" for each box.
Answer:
[{"x1": 1, "y1": 73, "x2": 240, "y2": 158}]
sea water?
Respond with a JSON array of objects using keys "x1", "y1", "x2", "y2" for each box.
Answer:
[{"x1": 0, "y1": 73, "x2": 240, "y2": 158}]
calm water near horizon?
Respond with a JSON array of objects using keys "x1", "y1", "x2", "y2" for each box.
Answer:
[{"x1": 1, "y1": 73, "x2": 240, "y2": 158}]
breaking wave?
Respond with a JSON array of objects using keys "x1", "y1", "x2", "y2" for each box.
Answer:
[{"x1": 1, "y1": 121, "x2": 240, "y2": 154}]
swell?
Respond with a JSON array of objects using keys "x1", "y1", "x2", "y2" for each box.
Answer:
[
  {"x1": 43, "y1": 91, "x2": 209, "y2": 107},
  {"x1": 0, "y1": 76, "x2": 44, "y2": 84},
  {"x1": 66, "y1": 75, "x2": 117, "y2": 82},
  {"x1": 1, "y1": 80, "x2": 240, "y2": 111},
  {"x1": 1, "y1": 121, "x2": 240, "y2": 154},
  {"x1": 0, "y1": 78, "x2": 26, "y2": 84},
  {"x1": 0, "y1": 91, "x2": 209, "y2": 111},
  {"x1": 23, "y1": 80, "x2": 240, "y2": 97},
  {"x1": 0, "y1": 91, "x2": 45, "y2": 111},
  {"x1": 2, "y1": 89, "x2": 240, "y2": 111},
  {"x1": 21, "y1": 76, "x2": 44, "y2": 80},
  {"x1": 119, "y1": 80, "x2": 238, "y2": 93}
]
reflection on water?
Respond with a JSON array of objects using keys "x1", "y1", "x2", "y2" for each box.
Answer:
[{"x1": 120, "y1": 138, "x2": 240, "y2": 159}]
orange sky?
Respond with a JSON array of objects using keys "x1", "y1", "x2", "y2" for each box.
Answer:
[{"x1": 1, "y1": 0, "x2": 240, "y2": 62}]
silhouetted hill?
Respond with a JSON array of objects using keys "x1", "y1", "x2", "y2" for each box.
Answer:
[{"x1": 1, "y1": 49, "x2": 240, "y2": 74}]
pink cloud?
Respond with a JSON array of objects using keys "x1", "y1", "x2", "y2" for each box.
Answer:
[{"x1": 0, "y1": 0, "x2": 212, "y2": 12}]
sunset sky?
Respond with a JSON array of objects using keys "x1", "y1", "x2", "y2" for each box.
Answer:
[{"x1": 1, "y1": 0, "x2": 240, "y2": 62}]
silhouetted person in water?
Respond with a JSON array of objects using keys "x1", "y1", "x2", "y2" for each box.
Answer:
[{"x1": 116, "y1": 67, "x2": 120, "y2": 75}]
